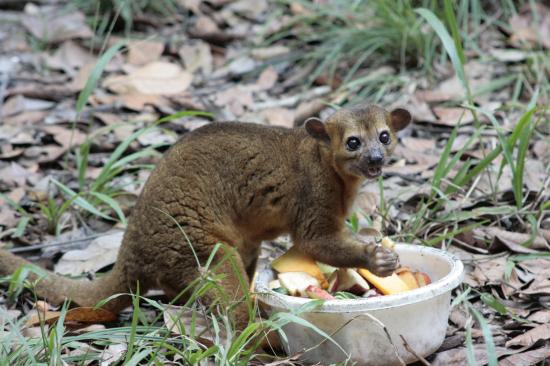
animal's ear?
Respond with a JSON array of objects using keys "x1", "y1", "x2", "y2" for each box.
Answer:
[
  {"x1": 305, "y1": 117, "x2": 330, "y2": 143},
  {"x1": 390, "y1": 108, "x2": 411, "y2": 132}
]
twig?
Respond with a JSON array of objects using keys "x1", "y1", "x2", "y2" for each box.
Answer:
[
  {"x1": 8, "y1": 233, "x2": 107, "y2": 253},
  {"x1": 399, "y1": 334, "x2": 431, "y2": 366},
  {"x1": 361, "y1": 313, "x2": 406, "y2": 366}
]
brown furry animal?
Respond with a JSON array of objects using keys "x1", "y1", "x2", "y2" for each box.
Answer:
[{"x1": 0, "y1": 104, "x2": 410, "y2": 327}]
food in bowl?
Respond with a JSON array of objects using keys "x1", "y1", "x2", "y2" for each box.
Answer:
[{"x1": 270, "y1": 237, "x2": 432, "y2": 299}]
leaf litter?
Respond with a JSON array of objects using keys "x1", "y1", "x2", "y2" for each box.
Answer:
[{"x1": 0, "y1": 0, "x2": 549, "y2": 365}]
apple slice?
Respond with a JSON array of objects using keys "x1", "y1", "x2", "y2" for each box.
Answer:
[
  {"x1": 414, "y1": 272, "x2": 432, "y2": 287},
  {"x1": 328, "y1": 270, "x2": 339, "y2": 293},
  {"x1": 272, "y1": 247, "x2": 328, "y2": 288},
  {"x1": 335, "y1": 268, "x2": 370, "y2": 295},
  {"x1": 278, "y1": 272, "x2": 320, "y2": 297},
  {"x1": 397, "y1": 271, "x2": 419, "y2": 290},
  {"x1": 317, "y1": 262, "x2": 338, "y2": 276},
  {"x1": 268, "y1": 279, "x2": 282, "y2": 290},
  {"x1": 380, "y1": 236, "x2": 396, "y2": 250},
  {"x1": 357, "y1": 268, "x2": 410, "y2": 295},
  {"x1": 305, "y1": 285, "x2": 335, "y2": 300}
]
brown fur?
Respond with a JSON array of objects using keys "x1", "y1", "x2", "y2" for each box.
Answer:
[{"x1": 0, "y1": 104, "x2": 410, "y2": 328}]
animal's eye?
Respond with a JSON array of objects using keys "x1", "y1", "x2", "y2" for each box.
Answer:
[
  {"x1": 346, "y1": 137, "x2": 361, "y2": 151},
  {"x1": 379, "y1": 131, "x2": 391, "y2": 145}
]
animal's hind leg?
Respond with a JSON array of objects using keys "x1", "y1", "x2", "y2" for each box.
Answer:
[{"x1": 156, "y1": 229, "x2": 252, "y2": 330}]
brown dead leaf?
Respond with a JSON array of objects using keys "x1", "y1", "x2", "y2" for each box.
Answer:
[
  {"x1": 400, "y1": 137, "x2": 436, "y2": 152},
  {"x1": 1, "y1": 95, "x2": 55, "y2": 117},
  {"x1": 505, "y1": 323, "x2": 550, "y2": 348},
  {"x1": 41, "y1": 125, "x2": 88, "y2": 150},
  {"x1": 178, "y1": 41, "x2": 213, "y2": 75},
  {"x1": 164, "y1": 305, "x2": 227, "y2": 346},
  {"x1": 0, "y1": 162, "x2": 34, "y2": 187},
  {"x1": 21, "y1": 5, "x2": 93, "y2": 43},
  {"x1": 501, "y1": 268, "x2": 523, "y2": 299},
  {"x1": 0, "y1": 206, "x2": 18, "y2": 228},
  {"x1": 26, "y1": 307, "x2": 117, "y2": 327},
  {"x1": 0, "y1": 145, "x2": 24, "y2": 159},
  {"x1": 470, "y1": 256, "x2": 507, "y2": 286},
  {"x1": 91, "y1": 93, "x2": 169, "y2": 111},
  {"x1": 432, "y1": 345, "x2": 511, "y2": 366},
  {"x1": 433, "y1": 107, "x2": 475, "y2": 126},
  {"x1": 355, "y1": 190, "x2": 378, "y2": 215},
  {"x1": 261, "y1": 107, "x2": 295, "y2": 128},
  {"x1": 127, "y1": 40, "x2": 165, "y2": 66},
  {"x1": 188, "y1": 15, "x2": 237, "y2": 45},
  {"x1": 103, "y1": 61, "x2": 192, "y2": 95},
  {"x1": 527, "y1": 310, "x2": 550, "y2": 324},
  {"x1": 508, "y1": 4, "x2": 550, "y2": 49},
  {"x1": 475, "y1": 227, "x2": 546, "y2": 253},
  {"x1": 523, "y1": 277, "x2": 550, "y2": 296},
  {"x1": 44, "y1": 41, "x2": 96, "y2": 74},
  {"x1": 499, "y1": 346, "x2": 550, "y2": 366},
  {"x1": 215, "y1": 86, "x2": 254, "y2": 117},
  {"x1": 54, "y1": 231, "x2": 123, "y2": 275},
  {"x1": 256, "y1": 66, "x2": 278, "y2": 90}
]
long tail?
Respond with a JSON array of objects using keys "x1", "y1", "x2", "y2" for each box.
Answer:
[{"x1": 0, "y1": 249, "x2": 131, "y2": 313}]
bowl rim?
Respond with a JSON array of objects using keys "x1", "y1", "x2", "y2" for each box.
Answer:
[{"x1": 255, "y1": 243, "x2": 465, "y2": 313}]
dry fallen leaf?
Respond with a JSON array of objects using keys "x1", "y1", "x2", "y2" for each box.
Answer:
[
  {"x1": 527, "y1": 309, "x2": 550, "y2": 324},
  {"x1": 505, "y1": 323, "x2": 550, "y2": 348},
  {"x1": 499, "y1": 346, "x2": 550, "y2": 366},
  {"x1": 26, "y1": 307, "x2": 117, "y2": 327},
  {"x1": 432, "y1": 107, "x2": 475, "y2": 126},
  {"x1": 44, "y1": 41, "x2": 96, "y2": 74},
  {"x1": 260, "y1": 107, "x2": 295, "y2": 128},
  {"x1": 508, "y1": 4, "x2": 550, "y2": 49},
  {"x1": 54, "y1": 231, "x2": 123, "y2": 275},
  {"x1": 21, "y1": 5, "x2": 93, "y2": 43},
  {"x1": 103, "y1": 61, "x2": 192, "y2": 95},
  {"x1": 256, "y1": 66, "x2": 278, "y2": 91},
  {"x1": 178, "y1": 41, "x2": 213, "y2": 75},
  {"x1": 163, "y1": 305, "x2": 227, "y2": 347},
  {"x1": 127, "y1": 40, "x2": 165, "y2": 66}
]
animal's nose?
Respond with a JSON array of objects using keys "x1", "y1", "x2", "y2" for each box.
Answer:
[{"x1": 368, "y1": 151, "x2": 384, "y2": 165}]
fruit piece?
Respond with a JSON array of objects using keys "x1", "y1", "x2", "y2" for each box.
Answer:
[
  {"x1": 278, "y1": 272, "x2": 320, "y2": 297},
  {"x1": 317, "y1": 262, "x2": 337, "y2": 276},
  {"x1": 305, "y1": 285, "x2": 335, "y2": 300},
  {"x1": 272, "y1": 247, "x2": 328, "y2": 288},
  {"x1": 380, "y1": 236, "x2": 396, "y2": 250},
  {"x1": 335, "y1": 268, "x2": 370, "y2": 295},
  {"x1": 357, "y1": 268, "x2": 410, "y2": 295},
  {"x1": 268, "y1": 279, "x2": 281, "y2": 290},
  {"x1": 397, "y1": 271, "x2": 419, "y2": 290},
  {"x1": 272, "y1": 287, "x2": 289, "y2": 295},
  {"x1": 414, "y1": 272, "x2": 432, "y2": 287},
  {"x1": 328, "y1": 271, "x2": 339, "y2": 293},
  {"x1": 362, "y1": 289, "x2": 381, "y2": 298},
  {"x1": 394, "y1": 266, "x2": 412, "y2": 274}
]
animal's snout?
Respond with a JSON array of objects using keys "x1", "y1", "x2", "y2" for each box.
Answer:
[{"x1": 367, "y1": 150, "x2": 384, "y2": 165}]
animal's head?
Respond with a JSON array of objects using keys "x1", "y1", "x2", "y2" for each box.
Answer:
[{"x1": 305, "y1": 104, "x2": 411, "y2": 180}]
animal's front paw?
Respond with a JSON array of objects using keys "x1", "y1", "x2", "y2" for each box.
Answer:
[{"x1": 366, "y1": 244, "x2": 399, "y2": 277}]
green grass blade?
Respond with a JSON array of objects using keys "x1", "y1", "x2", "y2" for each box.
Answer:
[
  {"x1": 75, "y1": 42, "x2": 125, "y2": 116},
  {"x1": 416, "y1": 8, "x2": 468, "y2": 97},
  {"x1": 453, "y1": 107, "x2": 537, "y2": 189},
  {"x1": 469, "y1": 305, "x2": 498, "y2": 366},
  {"x1": 51, "y1": 178, "x2": 113, "y2": 221},
  {"x1": 87, "y1": 191, "x2": 127, "y2": 224},
  {"x1": 513, "y1": 114, "x2": 539, "y2": 208}
]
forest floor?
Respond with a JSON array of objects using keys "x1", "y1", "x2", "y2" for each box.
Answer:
[{"x1": 0, "y1": 0, "x2": 549, "y2": 365}]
